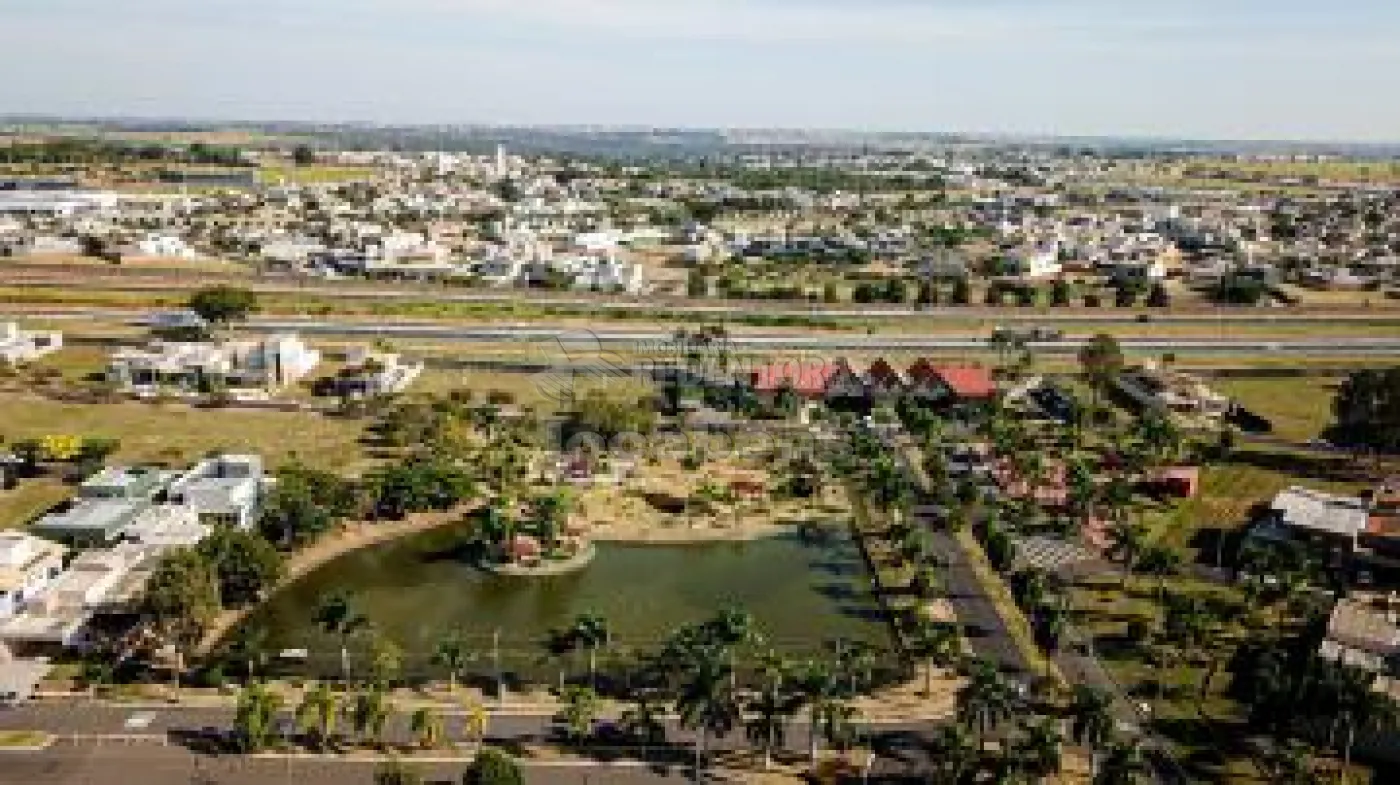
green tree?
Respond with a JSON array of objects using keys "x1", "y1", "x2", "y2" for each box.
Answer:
[
  {"x1": 558, "y1": 685, "x2": 600, "y2": 744},
  {"x1": 1078, "y1": 333, "x2": 1125, "y2": 404},
  {"x1": 188, "y1": 285, "x2": 258, "y2": 328},
  {"x1": 908, "y1": 620, "x2": 962, "y2": 697},
  {"x1": 1095, "y1": 739, "x2": 1146, "y2": 785},
  {"x1": 314, "y1": 592, "x2": 368, "y2": 682},
  {"x1": 233, "y1": 682, "x2": 283, "y2": 752},
  {"x1": 925, "y1": 724, "x2": 979, "y2": 785},
  {"x1": 350, "y1": 687, "x2": 392, "y2": 747},
  {"x1": 373, "y1": 758, "x2": 424, "y2": 785},
  {"x1": 620, "y1": 692, "x2": 668, "y2": 749},
  {"x1": 956, "y1": 659, "x2": 1020, "y2": 744},
  {"x1": 565, "y1": 612, "x2": 611, "y2": 688},
  {"x1": 1069, "y1": 685, "x2": 1116, "y2": 779},
  {"x1": 461, "y1": 747, "x2": 524, "y2": 785},
  {"x1": 676, "y1": 654, "x2": 740, "y2": 777},
  {"x1": 410, "y1": 707, "x2": 445, "y2": 750},
  {"x1": 295, "y1": 682, "x2": 340, "y2": 751},
  {"x1": 143, "y1": 548, "x2": 221, "y2": 692},
  {"x1": 196, "y1": 527, "x2": 284, "y2": 608},
  {"x1": 745, "y1": 671, "x2": 796, "y2": 770},
  {"x1": 1332, "y1": 368, "x2": 1400, "y2": 454},
  {"x1": 292, "y1": 144, "x2": 316, "y2": 166},
  {"x1": 433, "y1": 632, "x2": 473, "y2": 693}
]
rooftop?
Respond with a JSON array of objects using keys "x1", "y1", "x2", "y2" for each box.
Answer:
[{"x1": 1271, "y1": 486, "x2": 1370, "y2": 539}]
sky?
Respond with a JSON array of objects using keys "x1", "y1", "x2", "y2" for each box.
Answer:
[{"x1": 3, "y1": 0, "x2": 1399, "y2": 142}]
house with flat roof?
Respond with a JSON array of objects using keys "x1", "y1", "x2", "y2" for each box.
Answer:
[
  {"x1": 0, "y1": 322, "x2": 62, "y2": 365},
  {"x1": 0, "y1": 533, "x2": 67, "y2": 619},
  {"x1": 166, "y1": 454, "x2": 266, "y2": 529},
  {"x1": 0, "y1": 543, "x2": 159, "y2": 650},
  {"x1": 107, "y1": 334, "x2": 321, "y2": 399},
  {"x1": 30, "y1": 500, "x2": 149, "y2": 550},
  {"x1": 317, "y1": 347, "x2": 424, "y2": 398},
  {"x1": 1259, "y1": 486, "x2": 1371, "y2": 553}
]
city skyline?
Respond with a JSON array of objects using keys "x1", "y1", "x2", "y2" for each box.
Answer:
[{"x1": 3, "y1": 0, "x2": 1400, "y2": 142}]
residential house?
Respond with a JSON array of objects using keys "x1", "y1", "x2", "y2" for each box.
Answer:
[
  {"x1": 1319, "y1": 598, "x2": 1400, "y2": 681},
  {"x1": 107, "y1": 334, "x2": 321, "y2": 398},
  {"x1": 907, "y1": 361, "x2": 997, "y2": 404},
  {"x1": 1255, "y1": 486, "x2": 1371, "y2": 557},
  {"x1": 1114, "y1": 364, "x2": 1231, "y2": 420},
  {"x1": 166, "y1": 454, "x2": 266, "y2": 529},
  {"x1": 0, "y1": 532, "x2": 67, "y2": 618},
  {"x1": 0, "y1": 543, "x2": 159, "y2": 650},
  {"x1": 0, "y1": 323, "x2": 62, "y2": 365},
  {"x1": 30, "y1": 466, "x2": 177, "y2": 548}
]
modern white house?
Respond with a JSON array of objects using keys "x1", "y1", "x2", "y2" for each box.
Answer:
[
  {"x1": 107, "y1": 334, "x2": 321, "y2": 398},
  {"x1": 0, "y1": 533, "x2": 67, "y2": 619},
  {"x1": 0, "y1": 323, "x2": 63, "y2": 364},
  {"x1": 0, "y1": 543, "x2": 160, "y2": 649},
  {"x1": 166, "y1": 454, "x2": 267, "y2": 530}
]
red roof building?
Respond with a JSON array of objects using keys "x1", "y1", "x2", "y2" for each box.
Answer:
[
  {"x1": 907, "y1": 362, "x2": 996, "y2": 401},
  {"x1": 751, "y1": 359, "x2": 846, "y2": 398}
]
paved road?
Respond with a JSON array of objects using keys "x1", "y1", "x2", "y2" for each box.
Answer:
[
  {"x1": 0, "y1": 741, "x2": 697, "y2": 785},
  {"x1": 7, "y1": 305, "x2": 1400, "y2": 355},
  {"x1": 7, "y1": 271, "x2": 1400, "y2": 323}
]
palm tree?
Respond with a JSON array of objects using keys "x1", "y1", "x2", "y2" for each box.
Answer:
[
  {"x1": 745, "y1": 674, "x2": 796, "y2": 770},
  {"x1": 460, "y1": 699, "x2": 490, "y2": 749},
  {"x1": 620, "y1": 692, "x2": 668, "y2": 751},
  {"x1": 295, "y1": 682, "x2": 340, "y2": 751},
  {"x1": 924, "y1": 724, "x2": 979, "y2": 785},
  {"x1": 1068, "y1": 685, "x2": 1116, "y2": 778},
  {"x1": 566, "y1": 612, "x2": 612, "y2": 688},
  {"x1": 1018, "y1": 718, "x2": 1064, "y2": 781},
  {"x1": 676, "y1": 654, "x2": 740, "y2": 780},
  {"x1": 1105, "y1": 519, "x2": 1148, "y2": 588},
  {"x1": 815, "y1": 700, "x2": 861, "y2": 759},
  {"x1": 1094, "y1": 739, "x2": 1146, "y2": 785},
  {"x1": 350, "y1": 687, "x2": 391, "y2": 748},
  {"x1": 314, "y1": 593, "x2": 368, "y2": 683},
  {"x1": 908, "y1": 620, "x2": 962, "y2": 697},
  {"x1": 957, "y1": 659, "x2": 1020, "y2": 745},
  {"x1": 233, "y1": 682, "x2": 283, "y2": 753},
  {"x1": 432, "y1": 632, "x2": 472, "y2": 693},
  {"x1": 409, "y1": 707, "x2": 444, "y2": 750},
  {"x1": 558, "y1": 685, "x2": 600, "y2": 744},
  {"x1": 708, "y1": 606, "x2": 762, "y2": 688},
  {"x1": 791, "y1": 660, "x2": 843, "y2": 768}
]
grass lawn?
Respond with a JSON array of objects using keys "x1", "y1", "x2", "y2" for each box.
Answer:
[
  {"x1": 1144, "y1": 447, "x2": 1370, "y2": 562},
  {"x1": 0, "y1": 730, "x2": 53, "y2": 748},
  {"x1": 1216, "y1": 376, "x2": 1341, "y2": 442},
  {"x1": 0, "y1": 480, "x2": 76, "y2": 529},
  {"x1": 0, "y1": 394, "x2": 371, "y2": 473}
]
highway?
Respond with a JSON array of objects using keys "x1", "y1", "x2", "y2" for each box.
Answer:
[
  {"x1": 5, "y1": 272, "x2": 1400, "y2": 323},
  {"x1": 4, "y1": 308, "x2": 1400, "y2": 356}
]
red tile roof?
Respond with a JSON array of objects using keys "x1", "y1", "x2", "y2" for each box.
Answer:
[
  {"x1": 931, "y1": 366, "x2": 997, "y2": 399},
  {"x1": 751, "y1": 360, "x2": 843, "y2": 396}
]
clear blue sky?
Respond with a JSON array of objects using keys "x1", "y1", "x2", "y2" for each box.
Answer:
[{"x1": 4, "y1": 0, "x2": 1399, "y2": 141}]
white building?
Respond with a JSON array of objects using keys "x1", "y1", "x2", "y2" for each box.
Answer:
[
  {"x1": 0, "y1": 544, "x2": 158, "y2": 649},
  {"x1": 135, "y1": 233, "x2": 199, "y2": 260},
  {"x1": 0, "y1": 533, "x2": 67, "y2": 619},
  {"x1": 107, "y1": 334, "x2": 321, "y2": 398},
  {"x1": 166, "y1": 454, "x2": 267, "y2": 530},
  {"x1": 0, "y1": 323, "x2": 63, "y2": 364}
]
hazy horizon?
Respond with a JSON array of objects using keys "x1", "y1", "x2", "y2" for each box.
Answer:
[{"x1": 4, "y1": 0, "x2": 1400, "y2": 144}]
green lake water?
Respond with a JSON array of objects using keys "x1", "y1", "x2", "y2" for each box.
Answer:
[{"x1": 233, "y1": 524, "x2": 890, "y2": 680}]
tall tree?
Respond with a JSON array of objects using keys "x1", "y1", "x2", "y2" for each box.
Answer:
[
  {"x1": 1068, "y1": 686, "x2": 1116, "y2": 779},
  {"x1": 143, "y1": 548, "x2": 221, "y2": 693},
  {"x1": 188, "y1": 285, "x2": 257, "y2": 329},
  {"x1": 432, "y1": 632, "x2": 473, "y2": 693},
  {"x1": 1078, "y1": 334, "x2": 1125, "y2": 405},
  {"x1": 314, "y1": 592, "x2": 368, "y2": 682},
  {"x1": 295, "y1": 682, "x2": 340, "y2": 751},
  {"x1": 676, "y1": 654, "x2": 740, "y2": 779},
  {"x1": 233, "y1": 682, "x2": 283, "y2": 753},
  {"x1": 196, "y1": 527, "x2": 284, "y2": 608}
]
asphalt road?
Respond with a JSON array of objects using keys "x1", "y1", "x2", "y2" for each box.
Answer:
[
  {"x1": 7, "y1": 272, "x2": 1400, "y2": 323},
  {"x1": 6, "y1": 306, "x2": 1400, "y2": 356}
]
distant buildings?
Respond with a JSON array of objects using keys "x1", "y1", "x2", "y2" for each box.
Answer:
[{"x1": 0, "y1": 323, "x2": 63, "y2": 365}]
